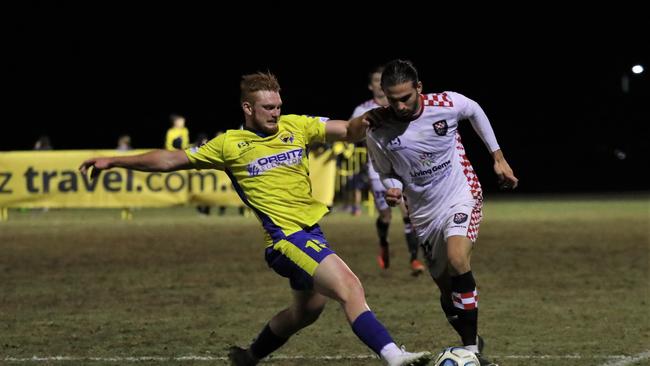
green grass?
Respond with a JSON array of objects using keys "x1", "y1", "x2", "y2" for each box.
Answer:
[{"x1": 1, "y1": 195, "x2": 649, "y2": 365}]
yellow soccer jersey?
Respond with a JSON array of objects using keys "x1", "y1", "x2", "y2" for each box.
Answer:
[{"x1": 185, "y1": 114, "x2": 329, "y2": 243}]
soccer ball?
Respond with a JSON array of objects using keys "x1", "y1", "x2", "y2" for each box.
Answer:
[{"x1": 433, "y1": 347, "x2": 480, "y2": 366}]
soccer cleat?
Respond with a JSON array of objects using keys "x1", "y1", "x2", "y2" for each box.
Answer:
[
  {"x1": 386, "y1": 349, "x2": 432, "y2": 366},
  {"x1": 474, "y1": 336, "x2": 498, "y2": 366},
  {"x1": 227, "y1": 346, "x2": 258, "y2": 366},
  {"x1": 378, "y1": 246, "x2": 390, "y2": 269},
  {"x1": 475, "y1": 353, "x2": 498, "y2": 366},
  {"x1": 351, "y1": 205, "x2": 362, "y2": 216},
  {"x1": 410, "y1": 259, "x2": 425, "y2": 276}
]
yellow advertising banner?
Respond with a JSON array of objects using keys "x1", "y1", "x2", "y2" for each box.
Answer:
[{"x1": 0, "y1": 150, "x2": 335, "y2": 208}]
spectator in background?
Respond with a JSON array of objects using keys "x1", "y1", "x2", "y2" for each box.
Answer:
[
  {"x1": 116, "y1": 134, "x2": 133, "y2": 151},
  {"x1": 165, "y1": 114, "x2": 190, "y2": 150},
  {"x1": 32, "y1": 135, "x2": 53, "y2": 212},
  {"x1": 33, "y1": 135, "x2": 52, "y2": 150}
]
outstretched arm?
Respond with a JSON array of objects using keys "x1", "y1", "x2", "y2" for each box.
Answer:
[
  {"x1": 79, "y1": 149, "x2": 192, "y2": 178},
  {"x1": 324, "y1": 115, "x2": 370, "y2": 143}
]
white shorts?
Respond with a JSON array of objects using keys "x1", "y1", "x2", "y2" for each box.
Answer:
[
  {"x1": 421, "y1": 200, "x2": 483, "y2": 279},
  {"x1": 369, "y1": 177, "x2": 389, "y2": 211}
]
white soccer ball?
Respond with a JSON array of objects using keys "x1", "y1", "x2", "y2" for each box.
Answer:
[{"x1": 433, "y1": 347, "x2": 480, "y2": 366}]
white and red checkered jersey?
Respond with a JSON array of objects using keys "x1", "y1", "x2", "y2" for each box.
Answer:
[
  {"x1": 351, "y1": 99, "x2": 382, "y2": 180},
  {"x1": 366, "y1": 91, "x2": 499, "y2": 241}
]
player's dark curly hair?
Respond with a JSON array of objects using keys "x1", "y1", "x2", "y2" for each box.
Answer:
[{"x1": 380, "y1": 59, "x2": 419, "y2": 89}]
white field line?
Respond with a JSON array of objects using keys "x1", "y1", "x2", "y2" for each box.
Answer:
[
  {"x1": 2, "y1": 353, "x2": 649, "y2": 363},
  {"x1": 598, "y1": 350, "x2": 650, "y2": 366}
]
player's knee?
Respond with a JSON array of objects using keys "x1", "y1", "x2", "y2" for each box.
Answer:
[
  {"x1": 448, "y1": 253, "x2": 471, "y2": 274},
  {"x1": 335, "y1": 272, "x2": 365, "y2": 304},
  {"x1": 298, "y1": 303, "x2": 325, "y2": 326}
]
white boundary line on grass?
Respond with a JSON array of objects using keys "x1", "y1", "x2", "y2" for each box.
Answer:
[
  {"x1": 597, "y1": 350, "x2": 650, "y2": 366},
  {"x1": 2, "y1": 353, "x2": 650, "y2": 363}
]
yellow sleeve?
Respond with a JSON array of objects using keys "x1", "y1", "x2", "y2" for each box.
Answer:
[
  {"x1": 182, "y1": 128, "x2": 190, "y2": 149},
  {"x1": 165, "y1": 129, "x2": 173, "y2": 150},
  {"x1": 184, "y1": 132, "x2": 227, "y2": 170},
  {"x1": 282, "y1": 114, "x2": 326, "y2": 145},
  {"x1": 303, "y1": 115, "x2": 327, "y2": 145}
]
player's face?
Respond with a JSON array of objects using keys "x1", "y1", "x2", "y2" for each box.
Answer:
[
  {"x1": 383, "y1": 81, "x2": 422, "y2": 120},
  {"x1": 369, "y1": 72, "x2": 384, "y2": 100},
  {"x1": 244, "y1": 90, "x2": 282, "y2": 135}
]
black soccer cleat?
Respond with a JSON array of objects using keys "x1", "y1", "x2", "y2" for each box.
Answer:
[
  {"x1": 475, "y1": 353, "x2": 498, "y2": 366},
  {"x1": 475, "y1": 336, "x2": 498, "y2": 366},
  {"x1": 227, "y1": 346, "x2": 258, "y2": 366}
]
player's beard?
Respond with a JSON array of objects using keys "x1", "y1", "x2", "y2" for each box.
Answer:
[{"x1": 263, "y1": 119, "x2": 279, "y2": 134}]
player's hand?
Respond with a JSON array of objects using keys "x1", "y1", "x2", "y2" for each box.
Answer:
[
  {"x1": 494, "y1": 158, "x2": 518, "y2": 190},
  {"x1": 363, "y1": 109, "x2": 382, "y2": 129},
  {"x1": 79, "y1": 157, "x2": 112, "y2": 179},
  {"x1": 385, "y1": 188, "x2": 403, "y2": 207}
]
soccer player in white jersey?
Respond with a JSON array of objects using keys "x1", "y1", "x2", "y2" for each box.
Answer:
[
  {"x1": 351, "y1": 65, "x2": 425, "y2": 275},
  {"x1": 79, "y1": 72, "x2": 431, "y2": 366},
  {"x1": 365, "y1": 60, "x2": 518, "y2": 366}
]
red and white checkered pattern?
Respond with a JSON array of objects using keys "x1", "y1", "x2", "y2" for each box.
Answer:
[
  {"x1": 455, "y1": 133, "x2": 483, "y2": 241},
  {"x1": 452, "y1": 289, "x2": 479, "y2": 310},
  {"x1": 467, "y1": 208, "x2": 482, "y2": 242},
  {"x1": 423, "y1": 92, "x2": 454, "y2": 107}
]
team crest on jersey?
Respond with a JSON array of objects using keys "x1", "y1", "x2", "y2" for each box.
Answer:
[
  {"x1": 237, "y1": 141, "x2": 250, "y2": 149},
  {"x1": 433, "y1": 120, "x2": 448, "y2": 136},
  {"x1": 278, "y1": 131, "x2": 295, "y2": 144},
  {"x1": 388, "y1": 137, "x2": 407, "y2": 151},
  {"x1": 453, "y1": 213, "x2": 468, "y2": 224}
]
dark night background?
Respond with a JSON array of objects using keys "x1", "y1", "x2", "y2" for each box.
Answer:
[{"x1": 3, "y1": 3, "x2": 648, "y2": 193}]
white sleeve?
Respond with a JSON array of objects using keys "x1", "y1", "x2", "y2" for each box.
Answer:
[
  {"x1": 350, "y1": 105, "x2": 365, "y2": 119},
  {"x1": 366, "y1": 134, "x2": 403, "y2": 190},
  {"x1": 451, "y1": 91, "x2": 500, "y2": 153}
]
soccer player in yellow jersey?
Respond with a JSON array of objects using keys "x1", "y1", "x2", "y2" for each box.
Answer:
[
  {"x1": 79, "y1": 72, "x2": 431, "y2": 366},
  {"x1": 165, "y1": 114, "x2": 190, "y2": 150}
]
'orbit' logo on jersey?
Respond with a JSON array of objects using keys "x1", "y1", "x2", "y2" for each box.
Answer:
[{"x1": 246, "y1": 148, "x2": 303, "y2": 176}]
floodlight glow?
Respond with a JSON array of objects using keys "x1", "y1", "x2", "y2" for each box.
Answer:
[{"x1": 631, "y1": 65, "x2": 644, "y2": 74}]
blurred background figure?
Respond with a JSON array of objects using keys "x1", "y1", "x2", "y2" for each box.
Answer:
[
  {"x1": 165, "y1": 114, "x2": 190, "y2": 150},
  {"x1": 31, "y1": 135, "x2": 53, "y2": 212},
  {"x1": 116, "y1": 134, "x2": 132, "y2": 151},
  {"x1": 308, "y1": 140, "x2": 337, "y2": 211},
  {"x1": 350, "y1": 65, "x2": 423, "y2": 274},
  {"x1": 33, "y1": 135, "x2": 52, "y2": 150}
]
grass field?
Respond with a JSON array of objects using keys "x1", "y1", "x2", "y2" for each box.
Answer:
[{"x1": 1, "y1": 195, "x2": 649, "y2": 365}]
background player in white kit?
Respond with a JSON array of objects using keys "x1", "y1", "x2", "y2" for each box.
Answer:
[
  {"x1": 351, "y1": 65, "x2": 425, "y2": 275},
  {"x1": 365, "y1": 60, "x2": 518, "y2": 366}
]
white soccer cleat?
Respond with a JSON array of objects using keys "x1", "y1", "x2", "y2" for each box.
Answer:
[{"x1": 386, "y1": 350, "x2": 432, "y2": 366}]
